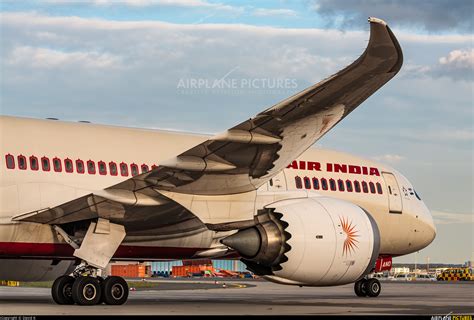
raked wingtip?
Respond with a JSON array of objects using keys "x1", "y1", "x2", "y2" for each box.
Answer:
[{"x1": 368, "y1": 17, "x2": 388, "y2": 26}]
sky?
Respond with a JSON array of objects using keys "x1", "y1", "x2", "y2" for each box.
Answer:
[{"x1": 0, "y1": 0, "x2": 472, "y2": 264}]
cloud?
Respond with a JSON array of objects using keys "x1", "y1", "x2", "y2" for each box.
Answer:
[
  {"x1": 47, "y1": 0, "x2": 243, "y2": 11},
  {"x1": 435, "y1": 128, "x2": 474, "y2": 141},
  {"x1": 0, "y1": 11, "x2": 365, "y2": 131},
  {"x1": 434, "y1": 49, "x2": 474, "y2": 81},
  {"x1": 0, "y1": 11, "x2": 472, "y2": 135},
  {"x1": 6, "y1": 46, "x2": 123, "y2": 69},
  {"x1": 312, "y1": 0, "x2": 473, "y2": 32},
  {"x1": 396, "y1": 128, "x2": 474, "y2": 143},
  {"x1": 432, "y1": 210, "x2": 473, "y2": 225},
  {"x1": 0, "y1": 12, "x2": 362, "y2": 82},
  {"x1": 404, "y1": 49, "x2": 474, "y2": 82},
  {"x1": 90, "y1": 0, "x2": 242, "y2": 11},
  {"x1": 373, "y1": 154, "x2": 405, "y2": 164},
  {"x1": 252, "y1": 8, "x2": 298, "y2": 18}
]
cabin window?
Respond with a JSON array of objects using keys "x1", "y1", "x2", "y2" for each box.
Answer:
[
  {"x1": 76, "y1": 160, "x2": 85, "y2": 174},
  {"x1": 304, "y1": 177, "x2": 311, "y2": 189},
  {"x1": 131, "y1": 163, "x2": 139, "y2": 176},
  {"x1": 53, "y1": 157, "x2": 62, "y2": 172},
  {"x1": 41, "y1": 157, "x2": 50, "y2": 171},
  {"x1": 64, "y1": 158, "x2": 73, "y2": 173},
  {"x1": 5, "y1": 154, "x2": 15, "y2": 169},
  {"x1": 354, "y1": 180, "x2": 361, "y2": 193},
  {"x1": 376, "y1": 182, "x2": 383, "y2": 194},
  {"x1": 109, "y1": 162, "x2": 118, "y2": 176},
  {"x1": 87, "y1": 160, "x2": 96, "y2": 174},
  {"x1": 30, "y1": 156, "x2": 39, "y2": 171},
  {"x1": 120, "y1": 162, "x2": 129, "y2": 176},
  {"x1": 337, "y1": 179, "x2": 345, "y2": 191},
  {"x1": 329, "y1": 179, "x2": 336, "y2": 191},
  {"x1": 312, "y1": 177, "x2": 319, "y2": 190},
  {"x1": 346, "y1": 180, "x2": 353, "y2": 192},
  {"x1": 151, "y1": 164, "x2": 158, "y2": 169},
  {"x1": 295, "y1": 176, "x2": 302, "y2": 189},
  {"x1": 362, "y1": 181, "x2": 368, "y2": 193},
  {"x1": 321, "y1": 178, "x2": 328, "y2": 190},
  {"x1": 369, "y1": 182, "x2": 376, "y2": 194},
  {"x1": 98, "y1": 161, "x2": 107, "y2": 175},
  {"x1": 18, "y1": 155, "x2": 27, "y2": 170},
  {"x1": 140, "y1": 164, "x2": 149, "y2": 174}
]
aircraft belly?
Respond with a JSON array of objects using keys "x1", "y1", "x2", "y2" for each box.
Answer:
[{"x1": 0, "y1": 222, "x2": 217, "y2": 259}]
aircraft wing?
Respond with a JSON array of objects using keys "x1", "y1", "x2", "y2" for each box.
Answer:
[
  {"x1": 16, "y1": 17, "x2": 402, "y2": 225},
  {"x1": 110, "y1": 17, "x2": 403, "y2": 196}
]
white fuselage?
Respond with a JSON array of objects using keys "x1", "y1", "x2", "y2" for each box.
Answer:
[{"x1": 0, "y1": 116, "x2": 436, "y2": 262}]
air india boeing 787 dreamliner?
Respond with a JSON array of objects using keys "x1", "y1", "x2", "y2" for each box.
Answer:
[{"x1": 0, "y1": 17, "x2": 436, "y2": 305}]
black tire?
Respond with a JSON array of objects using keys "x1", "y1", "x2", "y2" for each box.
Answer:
[
  {"x1": 96, "y1": 276, "x2": 105, "y2": 304},
  {"x1": 101, "y1": 276, "x2": 129, "y2": 305},
  {"x1": 72, "y1": 276, "x2": 102, "y2": 306},
  {"x1": 52, "y1": 275, "x2": 75, "y2": 305},
  {"x1": 354, "y1": 279, "x2": 367, "y2": 297},
  {"x1": 366, "y1": 278, "x2": 381, "y2": 297}
]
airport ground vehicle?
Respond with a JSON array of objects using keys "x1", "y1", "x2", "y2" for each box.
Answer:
[
  {"x1": 437, "y1": 268, "x2": 474, "y2": 281},
  {"x1": 0, "y1": 18, "x2": 436, "y2": 306},
  {"x1": 391, "y1": 274, "x2": 415, "y2": 281},
  {"x1": 413, "y1": 274, "x2": 437, "y2": 282},
  {"x1": 371, "y1": 273, "x2": 386, "y2": 279}
]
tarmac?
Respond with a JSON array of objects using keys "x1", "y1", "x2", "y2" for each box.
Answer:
[{"x1": 0, "y1": 279, "x2": 473, "y2": 315}]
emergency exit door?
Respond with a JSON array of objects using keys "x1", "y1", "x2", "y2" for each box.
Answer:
[{"x1": 382, "y1": 172, "x2": 403, "y2": 213}]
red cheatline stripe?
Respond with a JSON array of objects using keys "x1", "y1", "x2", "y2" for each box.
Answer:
[{"x1": 0, "y1": 242, "x2": 239, "y2": 260}]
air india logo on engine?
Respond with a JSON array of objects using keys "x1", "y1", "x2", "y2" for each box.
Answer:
[{"x1": 340, "y1": 216, "x2": 359, "y2": 256}]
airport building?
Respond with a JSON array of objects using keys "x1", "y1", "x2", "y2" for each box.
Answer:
[
  {"x1": 151, "y1": 259, "x2": 247, "y2": 275},
  {"x1": 391, "y1": 267, "x2": 410, "y2": 274},
  {"x1": 212, "y1": 260, "x2": 247, "y2": 272},
  {"x1": 151, "y1": 260, "x2": 183, "y2": 275}
]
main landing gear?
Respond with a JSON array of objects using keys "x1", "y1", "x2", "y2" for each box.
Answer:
[
  {"x1": 52, "y1": 264, "x2": 129, "y2": 306},
  {"x1": 354, "y1": 278, "x2": 381, "y2": 297},
  {"x1": 51, "y1": 219, "x2": 128, "y2": 306}
]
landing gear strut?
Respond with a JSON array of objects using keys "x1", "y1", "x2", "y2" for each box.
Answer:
[
  {"x1": 51, "y1": 220, "x2": 128, "y2": 305},
  {"x1": 52, "y1": 264, "x2": 129, "y2": 306},
  {"x1": 354, "y1": 278, "x2": 381, "y2": 297}
]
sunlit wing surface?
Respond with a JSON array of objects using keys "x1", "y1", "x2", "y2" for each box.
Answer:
[
  {"x1": 115, "y1": 18, "x2": 402, "y2": 195},
  {"x1": 16, "y1": 18, "x2": 402, "y2": 225}
]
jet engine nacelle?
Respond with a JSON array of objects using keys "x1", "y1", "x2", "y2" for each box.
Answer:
[{"x1": 222, "y1": 197, "x2": 380, "y2": 286}]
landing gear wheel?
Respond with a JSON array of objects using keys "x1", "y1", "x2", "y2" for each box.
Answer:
[
  {"x1": 72, "y1": 276, "x2": 102, "y2": 305},
  {"x1": 101, "y1": 276, "x2": 129, "y2": 305},
  {"x1": 366, "y1": 278, "x2": 381, "y2": 297},
  {"x1": 354, "y1": 279, "x2": 368, "y2": 297},
  {"x1": 52, "y1": 275, "x2": 75, "y2": 305}
]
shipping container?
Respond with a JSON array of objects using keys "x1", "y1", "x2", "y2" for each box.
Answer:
[
  {"x1": 111, "y1": 264, "x2": 149, "y2": 278},
  {"x1": 172, "y1": 265, "x2": 215, "y2": 277}
]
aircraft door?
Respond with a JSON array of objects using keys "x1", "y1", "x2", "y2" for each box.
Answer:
[
  {"x1": 382, "y1": 172, "x2": 403, "y2": 213},
  {"x1": 268, "y1": 171, "x2": 287, "y2": 191}
]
